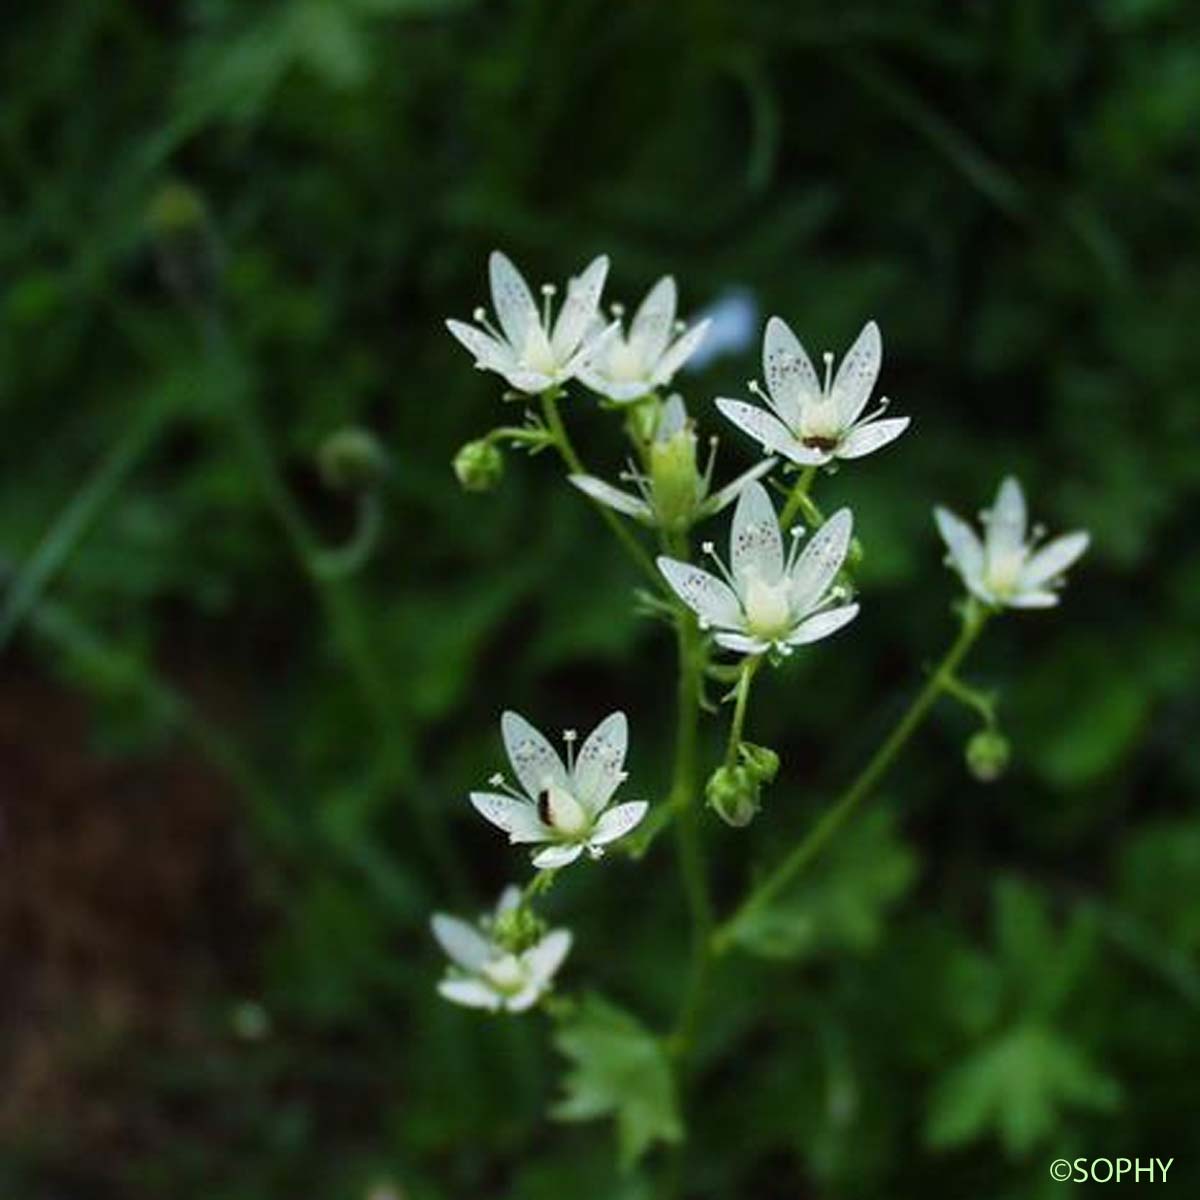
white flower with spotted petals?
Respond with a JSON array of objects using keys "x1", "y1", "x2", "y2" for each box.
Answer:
[
  {"x1": 577, "y1": 276, "x2": 711, "y2": 403},
  {"x1": 446, "y1": 251, "x2": 616, "y2": 394},
  {"x1": 432, "y1": 887, "x2": 571, "y2": 1013},
  {"x1": 470, "y1": 711, "x2": 647, "y2": 870},
  {"x1": 717, "y1": 318, "x2": 909, "y2": 466},
  {"x1": 935, "y1": 476, "x2": 1089, "y2": 610},
  {"x1": 656, "y1": 480, "x2": 859, "y2": 657}
]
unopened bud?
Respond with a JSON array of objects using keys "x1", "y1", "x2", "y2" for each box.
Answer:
[
  {"x1": 739, "y1": 741, "x2": 780, "y2": 784},
  {"x1": 453, "y1": 438, "x2": 504, "y2": 493},
  {"x1": 146, "y1": 181, "x2": 221, "y2": 301},
  {"x1": 319, "y1": 427, "x2": 388, "y2": 492},
  {"x1": 706, "y1": 764, "x2": 760, "y2": 828},
  {"x1": 965, "y1": 729, "x2": 1010, "y2": 782}
]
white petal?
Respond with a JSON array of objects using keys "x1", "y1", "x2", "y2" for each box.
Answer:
[
  {"x1": 469, "y1": 792, "x2": 550, "y2": 843},
  {"x1": 762, "y1": 316, "x2": 820, "y2": 426},
  {"x1": 522, "y1": 928, "x2": 572, "y2": 986},
  {"x1": 656, "y1": 557, "x2": 743, "y2": 629},
  {"x1": 1020, "y1": 531, "x2": 1089, "y2": 589},
  {"x1": 573, "y1": 712, "x2": 628, "y2": 814},
  {"x1": 438, "y1": 977, "x2": 501, "y2": 1010},
  {"x1": 589, "y1": 800, "x2": 648, "y2": 846},
  {"x1": 488, "y1": 251, "x2": 540, "y2": 349},
  {"x1": 786, "y1": 603, "x2": 860, "y2": 645},
  {"x1": 1008, "y1": 589, "x2": 1060, "y2": 609},
  {"x1": 701, "y1": 457, "x2": 777, "y2": 518},
  {"x1": 715, "y1": 398, "x2": 825, "y2": 464},
  {"x1": 657, "y1": 394, "x2": 688, "y2": 439},
  {"x1": 831, "y1": 320, "x2": 882, "y2": 426},
  {"x1": 934, "y1": 507, "x2": 985, "y2": 589},
  {"x1": 836, "y1": 416, "x2": 909, "y2": 460},
  {"x1": 569, "y1": 474, "x2": 653, "y2": 521},
  {"x1": 504, "y1": 985, "x2": 544, "y2": 1013},
  {"x1": 650, "y1": 319, "x2": 710, "y2": 386},
  {"x1": 501, "y1": 711, "x2": 570, "y2": 798},
  {"x1": 629, "y1": 275, "x2": 676, "y2": 363},
  {"x1": 532, "y1": 843, "x2": 584, "y2": 870},
  {"x1": 445, "y1": 318, "x2": 516, "y2": 370},
  {"x1": 562, "y1": 318, "x2": 620, "y2": 379},
  {"x1": 495, "y1": 886, "x2": 522, "y2": 916},
  {"x1": 986, "y1": 476, "x2": 1028, "y2": 560},
  {"x1": 731, "y1": 480, "x2": 785, "y2": 586},
  {"x1": 500, "y1": 367, "x2": 556, "y2": 395},
  {"x1": 713, "y1": 631, "x2": 769, "y2": 655},
  {"x1": 552, "y1": 255, "x2": 610, "y2": 358},
  {"x1": 431, "y1": 914, "x2": 492, "y2": 971},
  {"x1": 789, "y1": 508, "x2": 853, "y2": 614},
  {"x1": 575, "y1": 366, "x2": 649, "y2": 403}
]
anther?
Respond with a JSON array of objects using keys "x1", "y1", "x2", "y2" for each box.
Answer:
[
  {"x1": 473, "y1": 307, "x2": 487, "y2": 322},
  {"x1": 489, "y1": 773, "x2": 505, "y2": 787},
  {"x1": 610, "y1": 302, "x2": 625, "y2": 317},
  {"x1": 701, "y1": 541, "x2": 716, "y2": 555}
]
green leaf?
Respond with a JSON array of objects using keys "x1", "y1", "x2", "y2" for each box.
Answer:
[
  {"x1": 731, "y1": 809, "x2": 918, "y2": 960},
  {"x1": 926, "y1": 1024, "x2": 1120, "y2": 1156},
  {"x1": 552, "y1": 995, "x2": 683, "y2": 1168}
]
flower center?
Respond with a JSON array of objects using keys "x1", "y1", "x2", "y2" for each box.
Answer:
[
  {"x1": 482, "y1": 954, "x2": 528, "y2": 995},
  {"x1": 985, "y1": 547, "x2": 1026, "y2": 597},
  {"x1": 800, "y1": 398, "x2": 842, "y2": 446},
  {"x1": 605, "y1": 338, "x2": 647, "y2": 383},
  {"x1": 743, "y1": 573, "x2": 792, "y2": 640},
  {"x1": 521, "y1": 326, "x2": 558, "y2": 374},
  {"x1": 537, "y1": 784, "x2": 591, "y2": 838}
]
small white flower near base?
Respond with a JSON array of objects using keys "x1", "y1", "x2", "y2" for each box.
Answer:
[
  {"x1": 470, "y1": 711, "x2": 648, "y2": 869},
  {"x1": 717, "y1": 317, "x2": 909, "y2": 466},
  {"x1": 934, "y1": 476, "x2": 1089, "y2": 610},
  {"x1": 657, "y1": 480, "x2": 860, "y2": 657},
  {"x1": 577, "y1": 276, "x2": 711, "y2": 403},
  {"x1": 432, "y1": 887, "x2": 571, "y2": 1013},
  {"x1": 446, "y1": 251, "x2": 616, "y2": 394}
]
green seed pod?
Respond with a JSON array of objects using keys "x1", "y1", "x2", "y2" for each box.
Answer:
[
  {"x1": 739, "y1": 741, "x2": 780, "y2": 785},
  {"x1": 965, "y1": 729, "x2": 1011, "y2": 782},
  {"x1": 453, "y1": 438, "x2": 505, "y2": 493},
  {"x1": 648, "y1": 424, "x2": 701, "y2": 533},
  {"x1": 490, "y1": 901, "x2": 545, "y2": 954},
  {"x1": 706, "y1": 764, "x2": 761, "y2": 828},
  {"x1": 319, "y1": 427, "x2": 389, "y2": 492}
]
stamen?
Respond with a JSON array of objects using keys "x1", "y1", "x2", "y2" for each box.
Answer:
[
  {"x1": 489, "y1": 772, "x2": 528, "y2": 801},
  {"x1": 702, "y1": 436, "x2": 718, "y2": 493},
  {"x1": 747, "y1": 379, "x2": 765, "y2": 399},
  {"x1": 701, "y1": 540, "x2": 739, "y2": 590},
  {"x1": 673, "y1": 319, "x2": 686, "y2": 333},
  {"x1": 562, "y1": 729, "x2": 577, "y2": 772},
  {"x1": 822, "y1": 351, "x2": 835, "y2": 395},
  {"x1": 473, "y1": 307, "x2": 504, "y2": 341},
  {"x1": 785, "y1": 524, "x2": 807, "y2": 574},
  {"x1": 540, "y1": 283, "x2": 556, "y2": 329}
]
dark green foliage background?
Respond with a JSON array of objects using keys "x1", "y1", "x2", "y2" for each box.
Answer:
[{"x1": 2, "y1": 0, "x2": 1198, "y2": 1196}]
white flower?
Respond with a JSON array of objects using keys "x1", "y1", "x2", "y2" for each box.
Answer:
[
  {"x1": 717, "y1": 317, "x2": 910, "y2": 466},
  {"x1": 656, "y1": 480, "x2": 860, "y2": 656},
  {"x1": 935, "y1": 476, "x2": 1090, "y2": 610},
  {"x1": 568, "y1": 395, "x2": 774, "y2": 532},
  {"x1": 577, "y1": 276, "x2": 710, "y2": 402},
  {"x1": 446, "y1": 251, "x2": 616, "y2": 394},
  {"x1": 470, "y1": 711, "x2": 647, "y2": 870},
  {"x1": 432, "y1": 887, "x2": 571, "y2": 1013}
]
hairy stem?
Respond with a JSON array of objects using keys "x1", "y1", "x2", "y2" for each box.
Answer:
[
  {"x1": 778, "y1": 464, "x2": 818, "y2": 530},
  {"x1": 724, "y1": 656, "x2": 761, "y2": 768},
  {"x1": 713, "y1": 602, "x2": 989, "y2": 953}
]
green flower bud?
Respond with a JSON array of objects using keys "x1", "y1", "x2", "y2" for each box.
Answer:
[
  {"x1": 453, "y1": 438, "x2": 505, "y2": 493},
  {"x1": 706, "y1": 764, "x2": 761, "y2": 828},
  {"x1": 146, "y1": 181, "x2": 221, "y2": 302},
  {"x1": 739, "y1": 741, "x2": 780, "y2": 784},
  {"x1": 648, "y1": 424, "x2": 700, "y2": 533},
  {"x1": 490, "y1": 901, "x2": 545, "y2": 953},
  {"x1": 319, "y1": 427, "x2": 389, "y2": 492},
  {"x1": 965, "y1": 729, "x2": 1011, "y2": 782}
]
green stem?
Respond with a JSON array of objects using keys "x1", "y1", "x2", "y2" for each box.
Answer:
[
  {"x1": 540, "y1": 391, "x2": 663, "y2": 589},
  {"x1": 201, "y1": 313, "x2": 466, "y2": 896},
  {"x1": 0, "y1": 394, "x2": 175, "y2": 652},
  {"x1": 778, "y1": 464, "x2": 818, "y2": 530},
  {"x1": 724, "y1": 656, "x2": 761, "y2": 768},
  {"x1": 667, "y1": 605, "x2": 712, "y2": 1063},
  {"x1": 713, "y1": 602, "x2": 990, "y2": 953}
]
